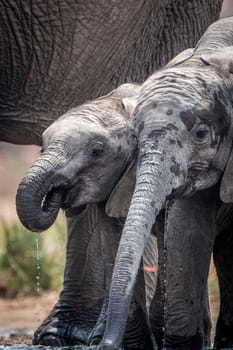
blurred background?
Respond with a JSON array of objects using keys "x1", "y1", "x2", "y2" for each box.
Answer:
[{"x1": 0, "y1": 143, "x2": 66, "y2": 339}]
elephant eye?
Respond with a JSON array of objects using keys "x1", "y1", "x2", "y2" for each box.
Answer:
[
  {"x1": 91, "y1": 142, "x2": 105, "y2": 158},
  {"x1": 193, "y1": 124, "x2": 211, "y2": 144}
]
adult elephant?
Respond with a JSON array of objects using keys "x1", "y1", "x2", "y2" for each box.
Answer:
[
  {"x1": 101, "y1": 17, "x2": 233, "y2": 350},
  {"x1": 0, "y1": 1, "x2": 223, "y2": 146},
  {"x1": 16, "y1": 83, "x2": 157, "y2": 348}
]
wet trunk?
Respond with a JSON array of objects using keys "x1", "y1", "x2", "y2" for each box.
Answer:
[
  {"x1": 100, "y1": 139, "x2": 187, "y2": 349},
  {"x1": 16, "y1": 150, "x2": 67, "y2": 232}
]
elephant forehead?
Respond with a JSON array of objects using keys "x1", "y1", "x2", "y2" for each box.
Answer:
[
  {"x1": 137, "y1": 65, "x2": 222, "y2": 112},
  {"x1": 42, "y1": 119, "x2": 110, "y2": 147},
  {"x1": 132, "y1": 101, "x2": 191, "y2": 133}
]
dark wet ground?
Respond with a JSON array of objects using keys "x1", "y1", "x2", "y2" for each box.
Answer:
[
  {"x1": 0, "y1": 347, "x2": 97, "y2": 350},
  {"x1": 0, "y1": 288, "x2": 220, "y2": 349},
  {"x1": 0, "y1": 332, "x2": 219, "y2": 350}
]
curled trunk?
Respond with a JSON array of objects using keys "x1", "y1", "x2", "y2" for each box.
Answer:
[{"x1": 16, "y1": 151, "x2": 67, "y2": 232}]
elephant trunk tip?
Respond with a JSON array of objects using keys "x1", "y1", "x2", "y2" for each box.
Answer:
[
  {"x1": 98, "y1": 338, "x2": 120, "y2": 350},
  {"x1": 16, "y1": 185, "x2": 63, "y2": 233}
]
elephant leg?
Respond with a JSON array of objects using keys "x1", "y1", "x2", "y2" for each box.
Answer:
[
  {"x1": 33, "y1": 204, "x2": 116, "y2": 346},
  {"x1": 143, "y1": 233, "x2": 158, "y2": 310},
  {"x1": 214, "y1": 204, "x2": 233, "y2": 349},
  {"x1": 123, "y1": 264, "x2": 156, "y2": 350},
  {"x1": 33, "y1": 204, "x2": 152, "y2": 348},
  {"x1": 149, "y1": 210, "x2": 169, "y2": 349},
  {"x1": 150, "y1": 188, "x2": 218, "y2": 350}
]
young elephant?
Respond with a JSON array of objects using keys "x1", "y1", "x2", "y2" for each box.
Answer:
[
  {"x1": 16, "y1": 83, "x2": 138, "y2": 232},
  {"x1": 16, "y1": 84, "x2": 156, "y2": 348},
  {"x1": 99, "y1": 17, "x2": 233, "y2": 350}
]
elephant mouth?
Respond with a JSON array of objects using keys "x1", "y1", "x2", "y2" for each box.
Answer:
[
  {"x1": 43, "y1": 183, "x2": 88, "y2": 218},
  {"x1": 60, "y1": 189, "x2": 87, "y2": 217},
  {"x1": 42, "y1": 186, "x2": 66, "y2": 212},
  {"x1": 180, "y1": 165, "x2": 221, "y2": 197}
]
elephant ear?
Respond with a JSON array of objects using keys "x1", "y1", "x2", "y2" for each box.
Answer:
[
  {"x1": 105, "y1": 161, "x2": 136, "y2": 218},
  {"x1": 122, "y1": 96, "x2": 138, "y2": 115},
  {"x1": 220, "y1": 149, "x2": 233, "y2": 203},
  {"x1": 200, "y1": 46, "x2": 233, "y2": 73},
  {"x1": 165, "y1": 48, "x2": 194, "y2": 68}
]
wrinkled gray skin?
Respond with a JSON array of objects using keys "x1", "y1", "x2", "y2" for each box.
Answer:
[
  {"x1": 2, "y1": 0, "x2": 223, "y2": 348},
  {"x1": 16, "y1": 84, "x2": 157, "y2": 348},
  {"x1": 101, "y1": 17, "x2": 233, "y2": 350},
  {"x1": 16, "y1": 84, "x2": 138, "y2": 232},
  {"x1": 0, "y1": 0, "x2": 222, "y2": 146}
]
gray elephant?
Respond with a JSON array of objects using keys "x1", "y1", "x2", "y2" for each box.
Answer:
[
  {"x1": 100, "y1": 16, "x2": 233, "y2": 350},
  {"x1": 16, "y1": 83, "x2": 157, "y2": 348},
  {"x1": 2, "y1": 1, "x2": 225, "y2": 348},
  {"x1": 16, "y1": 83, "x2": 138, "y2": 232},
  {"x1": 0, "y1": 0, "x2": 223, "y2": 146}
]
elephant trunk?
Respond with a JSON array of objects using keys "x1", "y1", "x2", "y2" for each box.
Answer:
[
  {"x1": 100, "y1": 135, "x2": 188, "y2": 349},
  {"x1": 16, "y1": 150, "x2": 67, "y2": 232}
]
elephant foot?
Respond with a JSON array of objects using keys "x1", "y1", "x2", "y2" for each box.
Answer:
[
  {"x1": 214, "y1": 319, "x2": 233, "y2": 349},
  {"x1": 33, "y1": 302, "x2": 101, "y2": 346},
  {"x1": 155, "y1": 333, "x2": 202, "y2": 350}
]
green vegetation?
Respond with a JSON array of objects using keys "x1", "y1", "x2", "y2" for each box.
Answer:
[{"x1": 0, "y1": 214, "x2": 66, "y2": 298}]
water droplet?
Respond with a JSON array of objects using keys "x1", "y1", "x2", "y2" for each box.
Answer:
[{"x1": 35, "y1": 233, "x2": 41, "y2": 294}]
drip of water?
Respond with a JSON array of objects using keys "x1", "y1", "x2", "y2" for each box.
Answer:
[
  {"x1": 35, "y1": 234, "x2": 41, "y2": 293},
  {"x1": 162, "y1": 200, "x2": 170, "y2": 349},
  {"x1": 35, "y1": 234, "x2": 41, "y2": 324}
]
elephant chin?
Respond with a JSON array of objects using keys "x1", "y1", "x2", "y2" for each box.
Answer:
[{"x1": 64, "y1": 204, "x2": 87, "y2": 217}]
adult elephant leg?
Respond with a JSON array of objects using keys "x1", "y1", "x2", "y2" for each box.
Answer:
[
  {"x1": 33, "y1": 205, "x2": 125, "y2": 346},
  {"x1": 33, "y1": 204, "x2": 114, "y2": 346},
  {"x1": 214, "y1": 204, "x2": 233, "y2": 349},
  {"x1": 150, "y1": 188, "x2": 219, "y2": 350}
]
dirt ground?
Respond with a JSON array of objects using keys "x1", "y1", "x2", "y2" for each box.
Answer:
[
  {"x1": 0, "y1": 292, "x2": 59, "y2": 346},
  {"x1": 0, "y1": 290, "x2": 219, "y2": 347}
]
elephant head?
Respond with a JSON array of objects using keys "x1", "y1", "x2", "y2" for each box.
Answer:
[
  {"x1": 100, "y1": 17, "x2": 233, "y2": 350},
  {"x1": 16, "y1": 83, "x2": 139, "y2": 232}
]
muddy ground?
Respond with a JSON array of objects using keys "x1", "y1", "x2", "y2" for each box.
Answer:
[{"x1": 0, "y1": 290, "x2": 219, "y2": 346}]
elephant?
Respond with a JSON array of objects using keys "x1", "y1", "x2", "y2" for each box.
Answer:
[
  {"x1": 16, "y1": 83, "x2": 139, "y2": 232},
  {"x1": 2, "y1": 0, "x2": 225, "y2": 347},
  {"x1": 99, "y1": 16, "x2": 233, "y2": 350},
  {"x1": 16, "y1": 83, "x2": 158, "y2": 348},
  {"x1": 0, "y1": 0, "x2": 223, "y2": 146}
]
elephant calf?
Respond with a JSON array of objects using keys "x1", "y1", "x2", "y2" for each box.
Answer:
[
  {"x1": 99, "y1": 16, "x2": 233, "y2": 350},
  {"x1": 16, "y1": 83, "x2": 157, "y2": 348}
]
